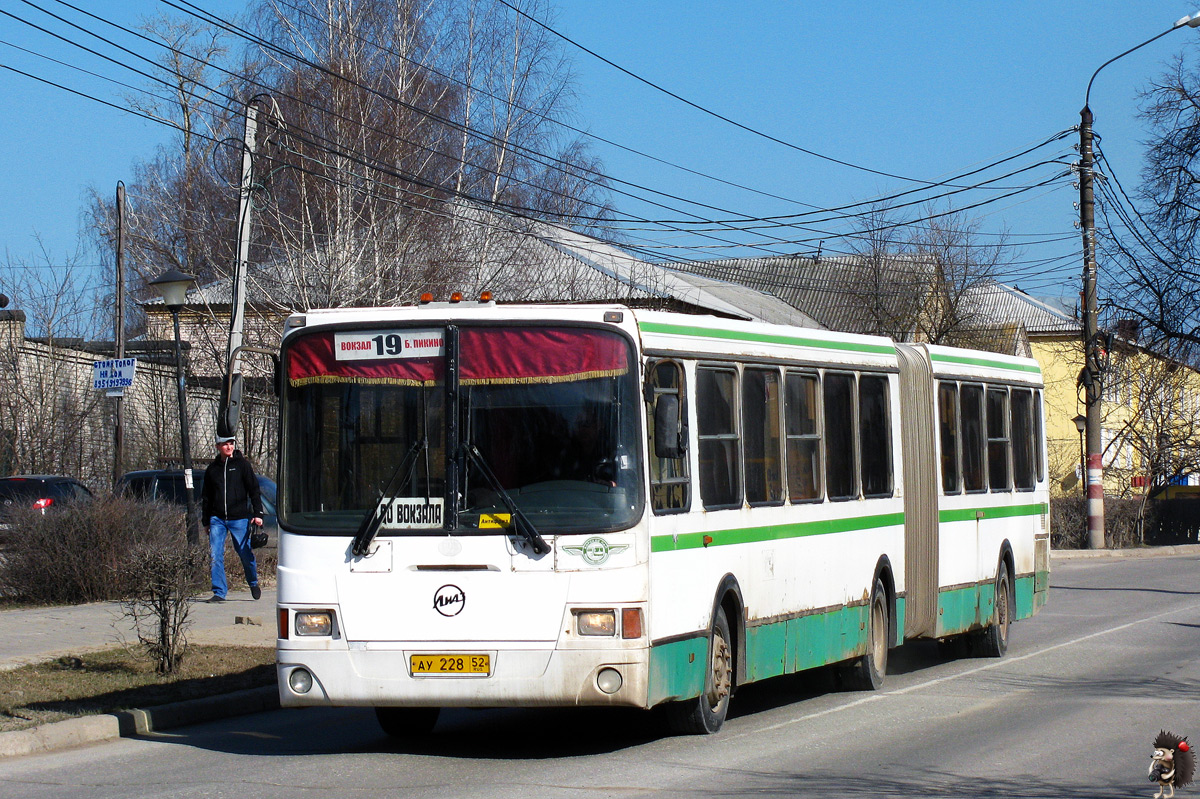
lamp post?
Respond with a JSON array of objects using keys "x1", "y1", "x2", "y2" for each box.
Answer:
[
  {"x1": 1077, "y1": 13, "x2": 1200, "y2": 549},
  {"x1": 150, "y1": 268, "x2": 200, "y2": 547}
]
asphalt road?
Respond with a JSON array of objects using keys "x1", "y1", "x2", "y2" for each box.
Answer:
[{"x1": 3, "y1": 554, "x2": 1199, "y2": 799}]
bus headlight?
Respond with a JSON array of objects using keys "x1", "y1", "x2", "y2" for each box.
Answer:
[
  {"x1": 288, "y1": 668, "x2": 314, "y2": 694},
  {"x1": 575, "y1": 610, "x2": 616, "y2": 636},
  {"x1": 295, "y1": 611, "x2": 334, "y2": 636}
]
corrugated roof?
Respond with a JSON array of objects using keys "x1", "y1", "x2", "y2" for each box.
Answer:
[
  {"x1": 151, "y1": 204, "x2": 823, "y2": 326},
  {"x1": 672, "y1": 254, "x2": 933, "y2": 335},
  {"x1": 959, "y1": 281, "x2": 1079, "y2": 335}
]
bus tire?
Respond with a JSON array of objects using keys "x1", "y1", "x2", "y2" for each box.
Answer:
[
  {"x1": 665, "y1": 607, "x2": 733, "y2": 735},
  {"x1": 375, "y1": 706, "x2": 440, "y2": 738},
  {"x1": 977, "y1": 561, "x2": 1012, "y2": 658},
  {"x1": 842, "y1": 577, "x2": 888, "y2": 691}
]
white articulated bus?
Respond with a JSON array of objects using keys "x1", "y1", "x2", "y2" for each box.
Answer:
[{"x1": 274, "y1": 300, "x2": 1050, "y2": 735}]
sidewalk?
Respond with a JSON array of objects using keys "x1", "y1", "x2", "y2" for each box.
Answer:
[
  {"x1": 0, "y1": 586, "x2": 276, "y2": 671},
  {"x1": 0, "y1": 586, "x2": 279, "y2": 757}
]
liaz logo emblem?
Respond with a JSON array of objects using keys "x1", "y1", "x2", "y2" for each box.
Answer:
[
  {"x1": 562, "y1": 537, "x2": 629, "y2": 566},
  {"x1": 433, "y1": 585, "x2": 465, "y2": 617}
]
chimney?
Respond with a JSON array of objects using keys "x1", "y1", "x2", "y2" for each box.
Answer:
[
  {"x1": 0, "y1": 309, "x2": 26, "y2": 348},
  {"x1": 1115, "y1": 318, "x2": 1140, "y2": 343}
]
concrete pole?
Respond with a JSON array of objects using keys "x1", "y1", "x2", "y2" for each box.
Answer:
[
  {"x1": 113, "y1": 182, "x2": 126, "y2": 491},
  {"x1": 1077, "y1": 106, "x2": 1106, "y2": 548}
]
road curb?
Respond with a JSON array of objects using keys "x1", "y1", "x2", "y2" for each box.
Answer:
[
  {"x1": 1051, "y1": 544, "x2": 1200, "y2": 559},
  {"x1": 0, "y1": 685, "x2": 279, "y2": 759}
]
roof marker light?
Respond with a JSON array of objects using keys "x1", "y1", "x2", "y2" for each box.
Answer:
[
  {"x1": 419, "y1": 292, "x2": 434, "y2": 304},
  {"x1": 479, "y1": 290, "x2": 493, "y2": 303},
  {"x1": 449, "y1": 292, "x2": 464, "y2": 303}
]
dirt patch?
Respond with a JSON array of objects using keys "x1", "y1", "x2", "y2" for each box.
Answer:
[{"x1": 0, "y1": 645, "x2": 275, "y2": 733}]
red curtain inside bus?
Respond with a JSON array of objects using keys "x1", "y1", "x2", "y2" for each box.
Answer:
[{"x1": 287, "y1": 327, "x2": 628, "y2": 387}]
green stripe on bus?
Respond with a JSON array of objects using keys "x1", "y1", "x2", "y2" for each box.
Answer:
[
  {"x1": 651, "y1": 512, "x2": 905, "y2": 553},
  {"x1": 938, "y1": 503, "x2": 1047, "y2": 523},
  {"x1": 638, "y1": 321, "x2": 896, "y2": 356},
  {"x1": 930, "y1": 351, "x2": 1042, "y2": 374}
]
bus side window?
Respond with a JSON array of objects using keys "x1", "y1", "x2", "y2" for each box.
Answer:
[
  {"x1": 824, "y1": 372, "x2": 857, "y2": 501},
  {"x1": 785, "y1": 372, "x2": 822, "y2": 502},
  {"x1": 1033, "y1": 390, "x2": 1046, "y2": 483},
  {"x1": 961, "y1": 384, "x2": 986, "y2": 492},
  {"x1": 743, "y1": 367, "x2": 783, "y2": 506},
  {"x1": 646, "y1": 360, "x2": 690, "y2": 513},
  {"x1": 987, "y1": 387, "x2": 1011, "y2": 491},
  {"x1": 859, "y1": 374, "x2": 893, "y2": 498},
  {"x1": 697, "y1": 366, "x2": 742, "y2": 509},
  {"x1": 1011, "y1": 389, "x2": 1035, "y2": 491},
  {"x1": 938, "y1": 381, "x2": 961, "y2": 494}
]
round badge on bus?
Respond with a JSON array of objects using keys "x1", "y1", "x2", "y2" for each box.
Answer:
[{"x1": 433, "y1": 584, "x2": 465, "y2": 617}]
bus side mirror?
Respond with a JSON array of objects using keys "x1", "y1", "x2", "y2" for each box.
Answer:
[{"x1": 654, "y1": 395, "x2": 684, "y2": 459}]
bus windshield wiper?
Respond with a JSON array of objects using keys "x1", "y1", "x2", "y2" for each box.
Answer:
[
  {"x1": 464, "y1": 444, "x2": 551, "y2": 556},
  {"x1": 351, "y1": 437, "x2": 426, "y2": 558}
]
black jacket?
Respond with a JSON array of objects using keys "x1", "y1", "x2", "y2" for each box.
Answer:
[{"x1": 201, "y1": 450, "x2": 263, "y2": 522}]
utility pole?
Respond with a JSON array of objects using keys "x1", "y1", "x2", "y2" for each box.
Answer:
[
  {"x1": 113, "y1": 182, "x2": 126, "y2": 491},
  {"x1": 1076, "y1": 13, "x2": 1200, "y2": 548},
  {"x1": 219, "y1": 96, "x2": 262, "y2": 438},
  {"x1": 1077, "y1": 107, "x2": 1106, "y2": 549}
]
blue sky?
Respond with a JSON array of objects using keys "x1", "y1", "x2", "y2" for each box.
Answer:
[{"x1": 2, "y1": 1, "x2": 1198, "y2": 308}]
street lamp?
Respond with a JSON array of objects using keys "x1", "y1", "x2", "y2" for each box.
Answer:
[
  {"x1": 1077, "y1": 12, "x2": 1200, "y2": 549},
  {"x1": 150, "y1": 268, "x2": 200, "y2": 547}
]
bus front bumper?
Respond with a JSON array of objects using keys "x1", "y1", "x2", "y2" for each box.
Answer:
[{"x1": 277, "y1": 644, "x2": 650, "y2": 709}]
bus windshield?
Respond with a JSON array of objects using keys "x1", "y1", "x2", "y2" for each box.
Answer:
[{"x1": 281, "y1": 324, "x2": 643, "y2": 536}]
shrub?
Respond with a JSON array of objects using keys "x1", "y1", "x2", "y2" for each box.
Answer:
[
  {"x1": 1050, "y1": 494, "x2": 1151, "y2": 549},
  {"x1": 0, "y1": 496, "x2": 190, "y2": 604},
  {"x1": 118, "y1": 544, "x2": 206, "y2": 673}
]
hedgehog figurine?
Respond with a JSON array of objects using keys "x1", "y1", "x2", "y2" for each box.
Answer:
[{"x1": 1150, "y1": 730, "x2": 1195, "y2": 798}]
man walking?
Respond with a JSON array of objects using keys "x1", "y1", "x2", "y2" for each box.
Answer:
[{"x1": 201, "y1": 434, "x2": 264, "y2": 603}]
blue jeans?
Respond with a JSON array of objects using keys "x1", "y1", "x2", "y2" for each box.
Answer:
[{"x1": 209, "y1": 516, "x2": 258, "y2": 598}]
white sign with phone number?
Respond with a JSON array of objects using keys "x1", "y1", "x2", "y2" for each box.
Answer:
[{"x1": 334, "y1": 329, "x2": 444, "y2": 361}]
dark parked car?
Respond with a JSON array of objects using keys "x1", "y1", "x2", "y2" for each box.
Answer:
[
  {"x1": 117, "y1": 469, "x2": 278, "y2": 548},
  {"x1": 0, "y1": 475, "x2": 94, "y2": 533}
]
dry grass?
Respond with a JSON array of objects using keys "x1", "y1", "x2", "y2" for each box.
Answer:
[{"x1": 0, "y1": 645, "x2": 275, "y2": 733}]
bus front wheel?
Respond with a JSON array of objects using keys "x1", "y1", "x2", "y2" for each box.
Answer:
[
  {"x1": 665, "y1": 607, "x2": 733, "y2": 735},
  {"x1": 375, "y1": 706, "x2": 440, "y2": 738}
]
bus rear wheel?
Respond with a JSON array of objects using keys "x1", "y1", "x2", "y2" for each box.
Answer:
[
  {"x1": 842, "y1": 577, "x2": 888, "y2": 691},
  {"x1": 976, "y1": 562, "x2": 1012, "y2": 658},
  {"x1": 666, "y1": 607, "x2": 733, "y2": 735},
  {"x1": 375, "y1": 706, "x2": 440, "y2": 738}
]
